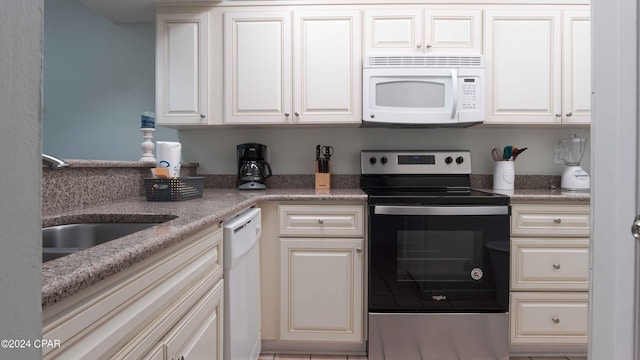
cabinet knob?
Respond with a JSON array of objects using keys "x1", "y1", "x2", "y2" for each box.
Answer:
[
  {"x1": 285, "y1": 113, "x2": 290, "y2": 117},
  {"x1": 552, "y1": 316, "x2": 560, "y2": 324},
  {"x1": 566, "y1": 112, "x2": 573, "y2": 117},
  {"x1": 553, "y1": 218, "x2": 562, "y2": 224},
  {"x1": 555, "y1": 113, "x2": 562, "y2": 117},
  {"x1": 318, "y1": 219, "x2": 324, "y2": 224},
  {"x1": 553, "y1": 263, "x2": 561, "y2": 270},
  {"x1": 200, "y1": 114, "x2": 205, "y2": 119},
  {"x1": 416, "y1": 43, "x2": 422, "y2": 49},
  {"x1": 426, "y1": 44, "x2": 432, "y2": 48},
  {"x1": 294, "y1": 112, "x2": 300, "y2": 116},
  {"x1": 356, "y1": 247, "x2": 362, "y2": 254}
]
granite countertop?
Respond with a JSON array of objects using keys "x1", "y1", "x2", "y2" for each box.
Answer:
[
  {"x1": 42, "y1": 188, "x2": 367, "y2": 307},
  {"x1": 482, "y1": 188, "x2": 591, "y2": 202}
]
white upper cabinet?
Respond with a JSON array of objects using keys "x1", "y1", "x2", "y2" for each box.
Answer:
[
  {"x1": 293, "y1": 10, "x2": 362, "y2": 124},
  {"x1": 562, "y1": 10, "x2": 591, "y2": 125},
  {"x1": 224, "y1": 11, "x2": 292, "y2": 124},
  {"x1": 484, "y1": 8, "x2": 590, "y2": 125},
  {"x1": 364, "y1": 8, "x2": 482, "y2": 54},
  {"x1": 224, "y1": 9, "x2": 361, "y2": 125},
  {"x1": 156, "y1": 11, "x2": 209, "y2": 125}
]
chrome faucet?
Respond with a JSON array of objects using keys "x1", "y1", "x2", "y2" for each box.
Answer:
[{"x1": 42, "y1": 154, "x2": 70, "y2": 169}]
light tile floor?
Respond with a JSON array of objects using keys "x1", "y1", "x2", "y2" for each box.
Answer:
[{"x1": 259, "y1": 355, "x2": 587, "y2": 360}]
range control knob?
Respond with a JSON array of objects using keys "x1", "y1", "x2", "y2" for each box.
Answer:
[
  {"x1": 445, "y1": 156, "x2": 453, "y2": 164},
  {"x1": 380, "y1": 156, "x2": 388, "y2": 164},
  {"x1": 456, "y1": 156, "x2": 465, "y2": 164},
  {"x1": 369, "y1": 156, "x2": 377, "y2": 165}
]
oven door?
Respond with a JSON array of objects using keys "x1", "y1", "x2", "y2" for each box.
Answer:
[{"x1": 369, "y1": 204, "x2": 510, "y2": 313}]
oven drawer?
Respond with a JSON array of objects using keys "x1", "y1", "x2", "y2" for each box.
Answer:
[
  {"x1": 278, "y1": 205, "x2": 364, "y2": 237},
  {"x1": 511, "y1": 238, "x2": 589, "y2": 291},
  {"x1": 510, "y1": 292, "x2": 589, "y2": 345},
  {"x1": 511, "y1": 204, "x2": 590, "y2": 237}
]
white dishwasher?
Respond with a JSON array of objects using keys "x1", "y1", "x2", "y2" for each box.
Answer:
[{"x1": 222, "y1": 207, "x2": 262, "y2": 360}]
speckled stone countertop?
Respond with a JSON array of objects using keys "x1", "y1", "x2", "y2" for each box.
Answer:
[
  {"x1": 480, "y1": 188, "x2": 590, "y2": 202},
  {"x1": 42, "y1": 188, "x2": 367, "y2": 307}
]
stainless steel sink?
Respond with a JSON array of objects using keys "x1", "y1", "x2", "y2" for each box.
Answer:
[{"x1": 42, "y1": 223, "x2": 161, "y2": 262}]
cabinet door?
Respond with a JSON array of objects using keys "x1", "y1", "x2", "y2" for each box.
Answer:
[
  {"x1": 280, "y1": 238, "x2": 363, "y2": 342},
  {"x1": 156, "y1": 12, "x2": 208, "y2": 125},
  {"x1": 165, "y1": 279, "x2": 224, "y2": 360},
  {"x1": 484, "y1": 10, "x2": 562, "y2": 124},
  {"x1": 363, "y1": 9, "x2": 423, "y2": 54},
  {"x1": 224, "y1": 11, "x2": 292, "y2": 124},
  {"x1": 424, "y1": 9, "x2": 482, "y2": 54},
  {"x1": 293, "y1": 10, "x2": 361, "y2": 124},
  {"x1": 562, "y1": 10, "x2": 591, "y2": 125}
]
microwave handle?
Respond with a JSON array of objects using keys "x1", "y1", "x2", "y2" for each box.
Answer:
[{"x1": 450, "y1": 69, "x2": 458, "y2": 119}]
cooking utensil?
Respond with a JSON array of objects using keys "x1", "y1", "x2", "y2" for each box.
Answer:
[
  {"x1": 502, "y1": 146, "x2": 513, "y2": 160},
  {"x1": 512, "y1": 147, "x2": 528, "y2": 160},
  {"x1": 491, "y1": 148, "x2": 503, "y2": 161},
  {"x1": 316, "y1": 145, "x2": 321, "y2": 160}
]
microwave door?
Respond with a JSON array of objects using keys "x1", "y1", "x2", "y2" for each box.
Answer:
[{"x1": 364, "y1": 70, "x2": 456, "y2": 125}]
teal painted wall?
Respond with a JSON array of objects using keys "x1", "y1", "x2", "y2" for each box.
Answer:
[{"x1": 43, "y1": 0, "x2": 178, "y2": 160}]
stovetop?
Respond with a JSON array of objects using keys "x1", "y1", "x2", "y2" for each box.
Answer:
[
  {"x1": 360, "y1": 150, "x2": 509, "y2": 206},
  {"x1": 364, "y1": 188, "x2": 509, "y2": 206}
]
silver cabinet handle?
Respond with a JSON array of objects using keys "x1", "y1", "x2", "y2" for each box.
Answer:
[
  {"x1": 284, "y1": 112, "x2": 290, "y2": 117},
  {"x1": 566, "y1": 112, "x2": 573, "y2": 117},
  {"x1": 355, "y1": 247, "x2": 362, "y2": 254},
  {"x1": 426, "y1": 44, "x2": 432, "y2": 48},
  {"x1": 416, "y1": 43, "x2": 422, "y2": 49},
  {"x1": 552, "y1": 317, "x2": 560, "y2": 324},
  {"x1": 553, "y1": 264, "x2": 561, "y2": 270},
  {"x1": 318, "y1": 219, "x2": 324, "y2": 224},
  {"x1": 555, "y1": 114, "x2": 562, "y2": 117},
  {"x1": 294, "y1": 112, "x2": 300, "y2": 116},
  {"x1": 553, "y1": 218, "x2": 562, "y2": 224},
  {"x1": 200, "y1": 114, "x2": 205, "y2": 119}
]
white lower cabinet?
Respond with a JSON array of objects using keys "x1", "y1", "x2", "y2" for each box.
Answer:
[
  {"x1": 144, "y1": 279, "x2": 224, "y2": 360},
  {"x1": 509, "y1": 202, "x2": 589, "y2": 354},
  {"x1": 258, "y1": 201, "x2": 366, "y2": 353},
  {"x1": 42, "y1": 226, "x2": 224, "y2": 360},
  {"x1": 279, "y1": 238, "x2": 363, "y2": 342}
]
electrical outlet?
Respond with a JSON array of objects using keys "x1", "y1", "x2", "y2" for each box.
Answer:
[{"x1": 553, "y1": 144, "x2": 565, "y2": 165}]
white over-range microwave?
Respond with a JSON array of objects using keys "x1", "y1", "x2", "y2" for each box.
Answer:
[{"x1": 362, "y1": 55, "x2": 485, "y2": 127}]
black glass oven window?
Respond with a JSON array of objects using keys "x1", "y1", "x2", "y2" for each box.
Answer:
[{"x1": 397, "y1": 230, "x2": 483, "y2": 283}]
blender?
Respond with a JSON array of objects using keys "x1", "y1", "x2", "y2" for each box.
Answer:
[{"x1": 556, "y1": 134, "x2": 590, "y2": 191}]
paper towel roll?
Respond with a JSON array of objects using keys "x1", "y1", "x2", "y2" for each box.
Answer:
[{"x1": 156, "y1": 141, "x2": 182, "y2": 178}]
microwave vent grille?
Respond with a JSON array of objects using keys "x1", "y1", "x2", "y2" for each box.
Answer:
[{"x1": 367, "y1": 55, "x2": 483, "y2": 68}]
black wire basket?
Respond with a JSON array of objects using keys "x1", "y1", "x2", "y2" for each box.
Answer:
[{"x1": 144, "y1": 177, "x2": 204, "y2": 201}]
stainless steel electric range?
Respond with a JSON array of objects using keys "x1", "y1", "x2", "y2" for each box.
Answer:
[{"x1": 361, "y1": 150, "x2": 510, "y2": 360}]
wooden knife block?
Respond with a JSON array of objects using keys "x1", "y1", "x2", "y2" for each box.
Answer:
[{"x1": 315, "y1": 160, "x2": 331, "y2": 190}]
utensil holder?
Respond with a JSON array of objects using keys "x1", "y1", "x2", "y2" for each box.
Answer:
[{"x1": 493, "y1": 161, "x2": 515, "y2": 190}]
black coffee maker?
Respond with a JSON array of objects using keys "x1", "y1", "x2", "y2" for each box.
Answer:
[{"x1": 237, "y1": 143, "x2": 273, "y2": 190}]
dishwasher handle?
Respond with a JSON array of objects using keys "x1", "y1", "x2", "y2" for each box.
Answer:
[{"x1": 374, "y1": 205, "x2": 509, "y2": 216}]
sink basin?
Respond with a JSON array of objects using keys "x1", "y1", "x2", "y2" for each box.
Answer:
[{"x1": 42, "y1": 223, "x2": 161, "y2": 262}]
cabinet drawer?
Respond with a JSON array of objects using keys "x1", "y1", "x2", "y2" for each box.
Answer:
[
  {"x1": 511, "y1": 204, "x2": 589, "y2": 237},
  {"x1": 510, "y1": 292, "x2": 588, "y2": 345},
  {"x1": 279, "y1": 205, "x2": 364, "y2": 237},
  {"x1": 511, "y1": 238, "x2": 589, "y2": 290}
]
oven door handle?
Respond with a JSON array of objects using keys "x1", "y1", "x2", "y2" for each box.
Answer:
[{"x1": 373, "y1": 205, "x2": 509, "y2": 216}]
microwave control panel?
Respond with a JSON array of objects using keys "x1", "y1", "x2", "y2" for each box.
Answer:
[{"x1": 460, "y1": 77, "x2": 481, "y2": 111}]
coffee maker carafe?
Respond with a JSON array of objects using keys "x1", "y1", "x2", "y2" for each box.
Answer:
[{"x1": 237, "y1": 143, "x2": 272, "y2": 190}]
